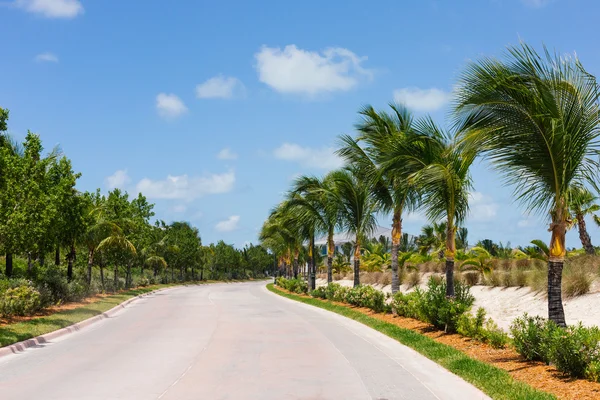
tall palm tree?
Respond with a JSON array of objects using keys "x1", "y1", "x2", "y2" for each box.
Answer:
[
  {"x1": 260, "y1": 204, "x2": 301, "y2": 278},
  {"x1": 337, "y1": 104, "x2": 420, "y2": 293},
  {"x1": 330, "y1": 168, "x2": 377, "y2": 287},
  {"x1": 569, "y1": 186, "x2": 599, "y2": 254},
  {"x1": 291, "y1": 173, "x2": 341, "y2": 284},
  {"x1": 416, "y1": 221, "x2": 447, "y2": 258},
  {"x1": 382, "y1": 118, "x2": 474, "y2": 296},
  {"x1": 454, "y1": 43, "x2": 600, "y2": 326}
]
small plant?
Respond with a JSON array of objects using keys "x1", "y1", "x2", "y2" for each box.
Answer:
[
  {"x1": 510, "y1": 314, "x2": 558, "y2": 364},
  {"x1": 405, "y1": 270, "x2": 421, "y2": 289},
  {"x1": 461, "y1": 271, "x2": 480, "y2": 286},
  {"x1": 0, "y1": 284, "x2": 42, "y2": 317},
  {"x1": 390, "y1": 290, "x2": 423, "y2": 319},
  {"x1": 325, "y1": 283, "x2": 349, "y2": 302},
  {"x1": 562, "y1": 266, "x2": 592, "y2": 298},
  {"x1": 345, "y1": 285, "x2": 386, "y2": 312},
  {"x1": 418, "y1": 278, "x2": 474, "y2": 333},
  {"x1": 310, "y1": 287, "x2": 327, "y2": 299},
  {"x1": 549, "y1": 323, "x2": 600, "y2": 379}
]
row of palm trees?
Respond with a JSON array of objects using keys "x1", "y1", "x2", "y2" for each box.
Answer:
[{"x1": 261, "y1": 42, "x2": 600, "y2": 327}]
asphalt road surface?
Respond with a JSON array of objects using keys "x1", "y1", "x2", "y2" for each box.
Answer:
[{"x1": 0, "y1": 281, "x2": 489, "y2": 400}]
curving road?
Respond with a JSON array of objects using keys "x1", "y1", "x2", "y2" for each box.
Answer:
[{"x1": 0, "y1": 281, "x2": 488, "y2": 400}]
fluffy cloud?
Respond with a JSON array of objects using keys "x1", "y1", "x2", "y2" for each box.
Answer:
[
  {"x1": 468, "y1": 192, "x2": 498, "y2": 222},
  {"x1": 15, "y1": 0, "x2": 83, "y2": 18},
  {"x1": 393, "y1": 87, "x2": 450, "y2": 112},
  {"x1": 35, "y1": 52, "x2": 59, "y2": 63},
  {"x1": 518, "y1": 217, "x2": 538, "y2": 228},
  {"x1": 156, "y1": 93, "x2": 187, "y2": 118},
  {"x1": 217, "y1": 148, "x2": 238, "y2": 160},
  {"x1": 273, "y1": 143, "x2": 344, "y2": 170},
  {"x1": 135, "y1": 170, "x2": 235, "y2": 201},
  {"x1": 255, "y1": 45, "x2": 372, "y2": 95},
  {"x1": 196, "y1": 75, "x2": 245, "y2": 99},
  {"x1": 105, "y1": 170, "x2": 131, "y2": 190},
  {"x1": 215, "y1": 215, "x2": 240, "y2": 232}
]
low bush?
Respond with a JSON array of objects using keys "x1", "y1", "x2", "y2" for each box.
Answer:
[
  {"x1": 510, "y1": 314, "x2": 558, "y2": 364},
  {"x1": 325, "y1": 283, "x2": 349, "y2": 302},
  {"x1": 0, "y1": 284, "x2": 42, "y2": 317},
  {"x1": 457, "y1": 307, "x2": 509, "y2": 349},
  {"x1": 310, "y1": 286, "x2": 327, "y2": 299},
  {"x1": 390, "y1": 290, "x2": 423, "y2": 320},
  {"x1": 379, "y1": 272, "x2": 392, "y2": 286},
  {"x1": 345, "y1": 285, "x2": 386, "y2": 313},
  {"x1": 461, "y1": 271, "x2": 480, "y2": 286},
  {"x1": 276, "y1": 277, "x2": 308, "y2": 294},
  {"x1": 510, "y1": 268, "x2": 528, "y2": 288},
  {"x1": 405, "y1": 270, "x2": 421, "y2": 289},
  {"x1": 483, "y1": 270, "x2": 503, "y2": 287},
  {"x1": 549, "y1": 323, "x2": 600, "y2": 379},
  {"x1": 418, "y1": 278, "x2": 475, "y2": 333},
  {"x1": 562, "y1": 266, "x2": 592, "y2": 298}
]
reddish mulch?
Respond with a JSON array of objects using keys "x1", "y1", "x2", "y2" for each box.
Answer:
[{"x1": 279, "y1": 289, "x2": 600, "y2": 400}]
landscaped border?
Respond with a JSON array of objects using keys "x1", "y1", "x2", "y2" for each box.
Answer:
[{"x1": 267, "y1": 283, "x2": 555, "y2": 400}]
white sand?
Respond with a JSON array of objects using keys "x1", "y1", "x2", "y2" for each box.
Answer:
[{"x1": 316, "y1": 277, "x2": 600, "y2": 331}]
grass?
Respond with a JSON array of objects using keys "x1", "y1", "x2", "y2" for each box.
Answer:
[
  {"x1": 0, "y1": 285, "x2": 171, "y2": 347},
  {"x1": 267, "y1": 283, "x2": 555, "y2": 400}
]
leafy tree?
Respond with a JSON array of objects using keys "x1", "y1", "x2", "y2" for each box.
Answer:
[
  {"x1": 338, "y1": 103, "x2": 420, "y2": 293},
  {"x1": 569, "y1": 186, "x2": 599, "y2": 254},
  {"x1": 455, "y1": 43, "x2": 600, "y2": 326},
  {"x1": 330, "y1": 168, "x2": 377, "y2": 287}
]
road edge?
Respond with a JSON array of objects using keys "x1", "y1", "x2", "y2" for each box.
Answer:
[{"x1": 0, "y1": 286, "x2": 177, "y2": 358}]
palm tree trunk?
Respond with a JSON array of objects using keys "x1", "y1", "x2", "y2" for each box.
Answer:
[
  {"x1": 87, "y1": 249, "x2": 94, "y2": 285},
  {"x1": 445, "y1": 224, "x2": 456, "y2": 297},
  {"x1": 27, "y1": 252, "x2": 33, "y2": 276},
  {"x1": 327, "y1": 228, "x2": 334, "y2": 284},
  {"x1": 114, "y1": 265, "x2": 118, "y2": 291},
  {"x1": 67, "y1": 244, "x2": 75, "y2": 282},
  {"x1": 126, "y1": 263, "x2": 131, "y2": 289},
  {"x1": 55, "y1": 245, "x2": 60, "y2": 266},
  {"x1": 391, "y1": 209, "x2": 402, "y2": 294},
  {"x1": 577, "y1": 213, "x2": 595, "y2": 255},
  {"x1": 100, "y1": 263, "x2": 105, "y2": 291},
  {"x1": 548, "y1": 211, "x2": 567, "y2": 327},
  {"x1": 5, "y1": 252, "x2": 13, "y2": 278},
  {"x1": 293, "y1": 249, "x2": 299, "y2": 279},
  {"x1": 353, "y1": 239, "x2": 361, "y2": 287},
  {"x1": 309, "y1": 235, "x2": 316, "y2": 291}
]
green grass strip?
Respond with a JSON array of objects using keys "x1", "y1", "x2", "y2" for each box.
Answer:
[
  {"x1": 0, "y1": 284, "x2": 175, "y2": 347},
  {"x1": 267, "y1": 284, "x2": 555, "y2": 400}
]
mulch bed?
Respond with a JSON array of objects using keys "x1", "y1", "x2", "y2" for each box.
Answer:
[{"x1": 281, "y1": 289, "x2": 600, "y2": 400}]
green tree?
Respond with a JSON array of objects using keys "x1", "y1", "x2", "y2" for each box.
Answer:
[
  {"x1": 455, "y1": 43, "x2": 600, "y2": 326},
  {"x1": 569, "y1": 186, "x2": 599, "y2": 254},
  {"x1": 337, "y1": 103, "x2": 420, "y2": 293},
  {"x1": 330, "y1": 168, "x2": 377, "y2": 287}
]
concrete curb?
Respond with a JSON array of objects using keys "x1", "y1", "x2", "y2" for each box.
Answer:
[{"x1": 0, "y1": 286, "x2": 177, "y2": 358}]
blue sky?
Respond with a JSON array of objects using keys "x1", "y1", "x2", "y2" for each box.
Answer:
[{"x1": 2, "y1": 0, "x2": 600, "y2": 249}]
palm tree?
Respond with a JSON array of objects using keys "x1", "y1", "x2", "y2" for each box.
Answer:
[
  {"x1": 362, "y1": 241, "x2": 391, "y2": 272},
  {"x1": 260, "y1": 204, "x2": 301, "y2": 278},
  {"x1": 291, "y1": 173, "x2": 341, "y2": 284},
  {"x1": 382, "y1": 118, "x2": 474, "y2": 297},
  {"x1": 454, "y1": 43, "x2": 600, "y2": 326},
  {"x1": 337, "y1": 103, "x2": 420, "y2": 293},
  {"x1": 330, "y1": 168, "x2": 377, "y2": 287},
  {"x1": 416, "y1": 222, "x2": 447, "y2": 258},
  {"x1": 459, "y1": 246, "x2": 493, "y2": 280},
  {"x1": 569, "y1": 186, "x2": 599, "y2": 254}
]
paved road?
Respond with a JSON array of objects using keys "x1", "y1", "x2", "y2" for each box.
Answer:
[{"x1": 0, "y1": 281, "x2": 489, "y2": 400}]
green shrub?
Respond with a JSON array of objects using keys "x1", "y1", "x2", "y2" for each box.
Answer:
[
  {"x1": 325, "y1": 283, "x2": 349, "y2": 302},
  {"x1": 456, "y1": 307, "x2": 508, "y2": 348},
  {"x1": 345, "y1": 285, "x2": 386, "y2": 312},
  {"x1": 510, "y1": 314, "x2": 558, "y2": 363},
  {"x1": 390, "y1": 290, "x2": 423, "y2": 320},
  {"x1": 310, "y1": 287, "x2": 327, "y2": 299},
  {"x1": 137, "y1": 277, "x2": 150, "y2": 287},
  {"x1": 276, "y1": 277, "x2": 308, "y2": 294},
  {"x1": 549, "y1": 323, "x2": 600, "y2": 379},
  {"x1": 585, "y1": 360, "x2": 600, "y2": 383},
  {"x1": 418, "y1": 278, "x2": 474, "y2": 333},
  {"x1": 36, "y1": 267, "x2": 69, "y2": 305},
  {"x1": 66, "y1": 280, "x2": 88, "y2": 302},
  {"x1": 0, "y1": 284, "x2": 42, "y2": 317}
]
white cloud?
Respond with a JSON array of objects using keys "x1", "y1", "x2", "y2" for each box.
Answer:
[
  {"x1": 468, "y1": 192, "x2": 498, "y2": 222},
  {"x1": 196, "y1": 75, "x2": 245, "y2": 99},
  {"x1": 15, "y1": 0, "x2": 83, "y2": 18},
  {"x1": 35, "y1": 52, "x2": 58, "y2": 63},
  {"x1": 217, "y1": 148, "x2": 238, "y2": 160},
  {"x1": 521, "y1": 0, "x2": 551, "y2": 7},
  {"x1": 215, "y1": 215, "x2": 240, "y2": 232},
  {"x1": 254, "y1": 45, "x2": 373, "y2": 95},
  {"x1": 393, "y1": 87, "x2": 450, "y2": 112},
  {"x1": 273, "y1": 143, "x2": 344, "y2": 170},
  {"x1": 517, "y1": 216, "x2": 539, "y2": 228},
  {"x1": 171, "y1": 204, "x2": 187, "y2": 213},
  {"x1": 135, "y1": 170, "x2": 235, "y2": 201},
  {"x1": 105, "y1": 170, "x2": 131, "y2": 190},
  {"x1": 156, "y1": 93, "x2": 187, "y2": 119}
]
